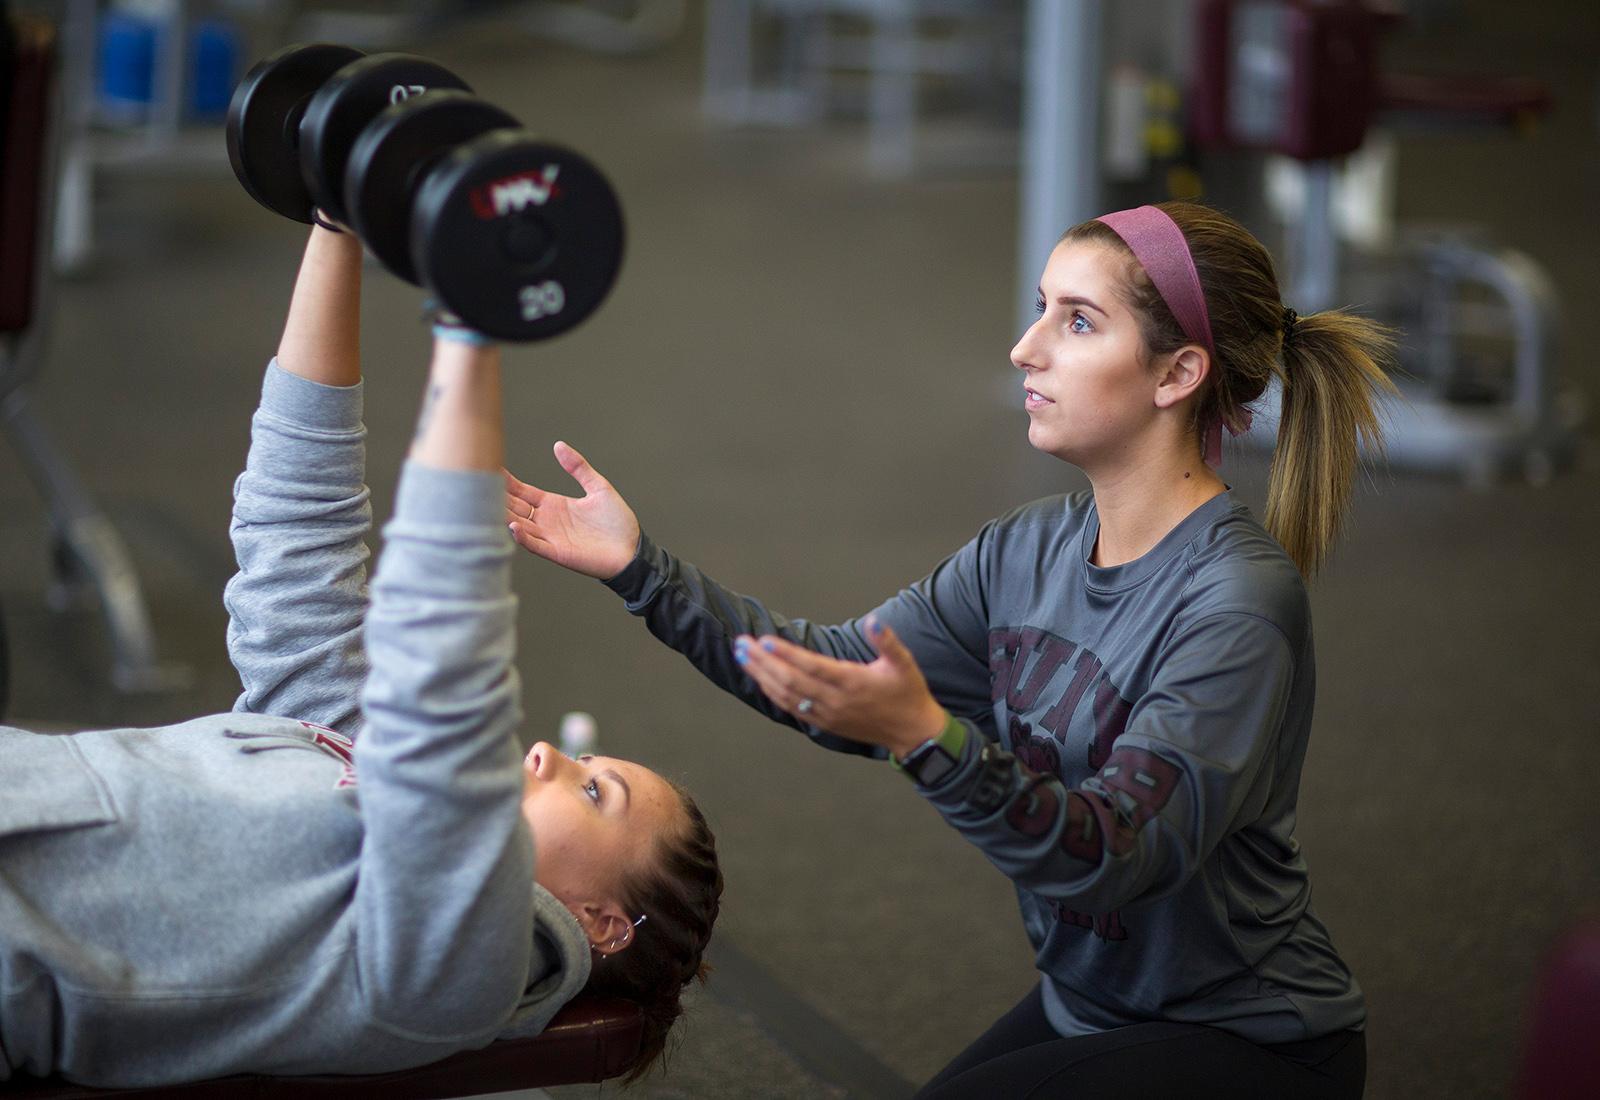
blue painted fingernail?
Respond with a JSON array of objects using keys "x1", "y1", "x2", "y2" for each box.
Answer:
[{"x1": 761, "y1": 639, "x2": 776, "y2": 653}]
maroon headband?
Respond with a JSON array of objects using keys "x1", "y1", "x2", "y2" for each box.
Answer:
[
  {"x1": 1095, "y1": 205, "x2": 1247, "y2": 465},
  {"x1": 1096, "y1": 205, "x2": 1216, "y2": 357}
]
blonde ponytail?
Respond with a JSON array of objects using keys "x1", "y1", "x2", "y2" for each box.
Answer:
[{"x1": 1266, "y1": 311, "x2": 1398, "y2": 575}]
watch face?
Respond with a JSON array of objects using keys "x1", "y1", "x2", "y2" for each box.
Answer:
[{"x1": 907, "y1": 742, "x2": 959, "y2": 788}]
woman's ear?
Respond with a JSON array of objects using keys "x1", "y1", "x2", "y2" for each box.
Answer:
[
  {"x1": 1153, "y1": 345, "x2": 1211, "y2": 409},
  {"x1": 572, "y1": 901, "x2": 637, "y2": 955}
]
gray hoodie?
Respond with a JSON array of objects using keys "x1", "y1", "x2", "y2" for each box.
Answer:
[{"x1": 0, "y1": 363, "x2": 589, "y2": 1087}]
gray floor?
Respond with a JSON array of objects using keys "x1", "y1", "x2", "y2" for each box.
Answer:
[{"x1": 3, "y1": 4, "x2": 1599, "y2": 1098}]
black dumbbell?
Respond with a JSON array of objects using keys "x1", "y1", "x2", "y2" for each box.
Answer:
[
  {"x1": 227, "y1": 43, "x2": 362, "y2": 223},
  {"x1": 411, "y1": 129, "x2": 625, "y2": 342},
  {"x1": 342, "y1": 90, "x2": 625, "y2": 341},
  {"x1": 230, "y1": 46, "x2": 624, "y2": 341},
  {"x1": 227, "y1": 44, "x2": 469, "y2": 225},
  {"x1": 343, "y1": 89, "x2": 519, "y2": 285}
]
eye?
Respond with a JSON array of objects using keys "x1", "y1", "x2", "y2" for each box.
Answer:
[
  {"x1": 584, "y1": 777, "x2": 601, "y2": 804},
  {"x1": 1069, "y1": 311, "x2": 1093, "y2": 334},
  {"x1": 1034, "y1": 294, "x2": 1047, "y2": 315}
]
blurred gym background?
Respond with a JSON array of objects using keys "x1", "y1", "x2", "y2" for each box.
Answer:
[{"x1": 2, "y1": 1, "x2": 1597, "y2": 1097}]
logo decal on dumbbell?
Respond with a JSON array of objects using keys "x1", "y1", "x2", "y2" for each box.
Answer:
[
  {"x1": 389, "y1": 84, "x2": 427, "y2": 104},
  {"x1": 520, "y1": 281, "x2": 566, "y2": 321},
  {"x1": 471, "y1": 166, "x2": 563, "y2": 218}
]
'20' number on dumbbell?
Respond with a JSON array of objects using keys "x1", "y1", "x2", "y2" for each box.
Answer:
[
  {"x1": 520, "y1": 281, "x2": 566, "y2": 321},
  {"x1": 390, "y1": 84, "x2": 426, "y2": 104}
]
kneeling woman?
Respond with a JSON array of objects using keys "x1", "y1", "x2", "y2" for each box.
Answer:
[
  {"x1": 0, "y1": 224, "x2": 721, "y2": 1088},
  {"x1": 507, "y1": 202, "x2": 1392, "y2": 1098}
]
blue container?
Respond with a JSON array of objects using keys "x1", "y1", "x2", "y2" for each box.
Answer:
[
  {"x1": 98, "y1": 11, "x2": 241, "y2": 123},
  {"x1": 188, "y1": 18, "x2": 239, "y2": 120},
  {"x1": 96, "y1": 10, "x2": 157, "y2": 118}
]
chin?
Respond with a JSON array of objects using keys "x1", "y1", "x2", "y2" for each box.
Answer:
[
  {"x1": 1026, "y1": 421, "x2": 1063, "y2": 455},
  {"x1": 1027, "y1": 431, "x2": 1083, "y2": 470}
]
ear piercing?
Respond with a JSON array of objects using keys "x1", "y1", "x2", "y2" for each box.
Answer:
[{"x1": 593, "y1": 912, "x2": 649, "y2": 956}]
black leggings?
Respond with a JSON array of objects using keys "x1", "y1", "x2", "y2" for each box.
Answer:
[{"x1": 914, "y1": 984, "x2": 1365, "y2": 1100}]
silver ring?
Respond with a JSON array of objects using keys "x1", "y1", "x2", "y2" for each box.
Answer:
[{"x1": 796, "y1": 697, "x2": 815, "y2": 716}]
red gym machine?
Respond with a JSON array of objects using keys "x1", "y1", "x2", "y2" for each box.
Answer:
[{"x1": 1191, "y1": 0, "x2": 1578, "y2": 484}]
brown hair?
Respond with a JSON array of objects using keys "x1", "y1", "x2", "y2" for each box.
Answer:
[
  {"x1": 1063, "y1": 201, "x2": 1398, "y2": 576},
  {"x1": 580, "y1": 780, "x2": 722, "y2": 1084}
]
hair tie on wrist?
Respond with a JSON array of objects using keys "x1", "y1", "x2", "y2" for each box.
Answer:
[
  {"x1": 421, "y1": 297, "x2": 496, "y2": 347},
  {"x1": 310, "y1": 209, "x2": 345, "y2": 234},
  {"x1": 431, "y1": 322, "x2": 496, "y2": 348}
]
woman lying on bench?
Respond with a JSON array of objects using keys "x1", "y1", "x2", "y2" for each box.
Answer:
[{"x1": 0, "y1": 222, "x2": 722, "y2": 1088}]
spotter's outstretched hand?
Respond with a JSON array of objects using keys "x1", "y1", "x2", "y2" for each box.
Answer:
[
  {"x1": 505, "y1": 442, "x2": 641, "y2": 581},
  {"x1": 732, "y1": 617, "x2": 948, "y2": 757}
]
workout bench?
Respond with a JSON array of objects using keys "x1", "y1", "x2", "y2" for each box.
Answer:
[{"x1": 4, "y1": 995, "x2": 645, "y2": 1097}]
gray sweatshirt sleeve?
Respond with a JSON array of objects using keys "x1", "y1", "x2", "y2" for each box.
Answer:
[
  {"x1": 917, "y1": 611, "x2": 1293, "y2": 912},
  {"x1": 224, "y1": 361, "x2": 371, "y2": 733},
  {"x1": 353, "y1": 461, "x2": 537, "y2": 1042},
  {"x1": 603, "y1": 529, "x2": 996, "y2": 756}
]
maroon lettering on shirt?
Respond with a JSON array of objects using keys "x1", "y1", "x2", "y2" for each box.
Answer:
[
  {"x1": 1059, "y1": 790, "x2": 1104, "y2": 864},
  {"x1": 1007, "y1": 632, "x2": 1077, "y2": 714},
  {"x1": 1098, "y1": 747, "x2": 1181, "y2": 831},
  {"x1": 1088, "y1": 676, "x2": 1133, "y2": 770},
  {"x1": 1054, "y1": 903, "x2": 1129, "y2": 941},
  {"x1": 988, "y1": 628, "x2": 1022, "y2": 704},
  {"x1": 1005, "y1": 774, "x2": 1063, "y2": 839},
  {"x1": 1041, "y1": 647, "x2": 1102, "y2": 737}
]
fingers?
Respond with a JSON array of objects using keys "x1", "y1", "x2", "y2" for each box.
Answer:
[
  {"x1": 503, "y1": 469, "x2": 547, "y2": 512},
  {"x1": 553, "y1": 440, "x2": 611, "y2": 495},
  {"x1": 864, "y1": 615, "x2": 913, "y2": 667},
  {"x1": 744, "y1": 635, "x2": 848, "y2": 687},
  {"x1": 504, "y1": 492, "x2": 535, "y2": 520},
  {"x1": 509, "y1": 523, "x2": 556, "y2": 560},
  {"x1": 732, "y1": 635, "x2": 844, "y2": 720}
]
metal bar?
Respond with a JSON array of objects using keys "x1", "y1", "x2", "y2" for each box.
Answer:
[
  {"x1": 866, "y1": 1, "x2": 916, "y2": 176},
  {"x1": 1292, "y1": 161, "x2": 1338, "y2": 311},
  {"x1": 1, "y1": 388, "x2": 189, "y2": 693},
  {"x1": 1015, "y1": 0, "x2": 1103, "y2": 335}
]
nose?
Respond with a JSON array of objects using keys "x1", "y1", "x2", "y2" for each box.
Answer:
[
  {"x1": 1011, "y1": 320, "x2": 1040, "y2": 373},
  {"x1": 525, "y1": 740, "x2": 565, "y2": 781}
]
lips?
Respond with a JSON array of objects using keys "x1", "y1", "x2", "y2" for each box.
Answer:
[{"x1": 1024, "y1": 386, "x2": 1054, "y2": 408}]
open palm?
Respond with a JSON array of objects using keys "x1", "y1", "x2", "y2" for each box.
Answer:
[{"x1": 504, "y1": 442, "x2": 641, "y2": 581}]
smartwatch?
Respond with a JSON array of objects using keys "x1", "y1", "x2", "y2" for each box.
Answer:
[{"x1": 894, "y1": 714, "x2": 969, "y2": 788}]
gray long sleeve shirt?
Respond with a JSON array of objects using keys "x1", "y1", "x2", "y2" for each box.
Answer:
[
  {"x1": 0, "y1": 363, "x2": 589, "y2": 1086},
  {"x1": 604, "y1": 490, "x2": 1363, "y2": 1044}
]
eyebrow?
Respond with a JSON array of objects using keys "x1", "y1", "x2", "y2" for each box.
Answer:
[
  {"x1": 1038, "y1": 291, "x2": 1108, "y2": 317},
  {"x1": 601, "y1": 768, "x2": 632, "y2": 812}
]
